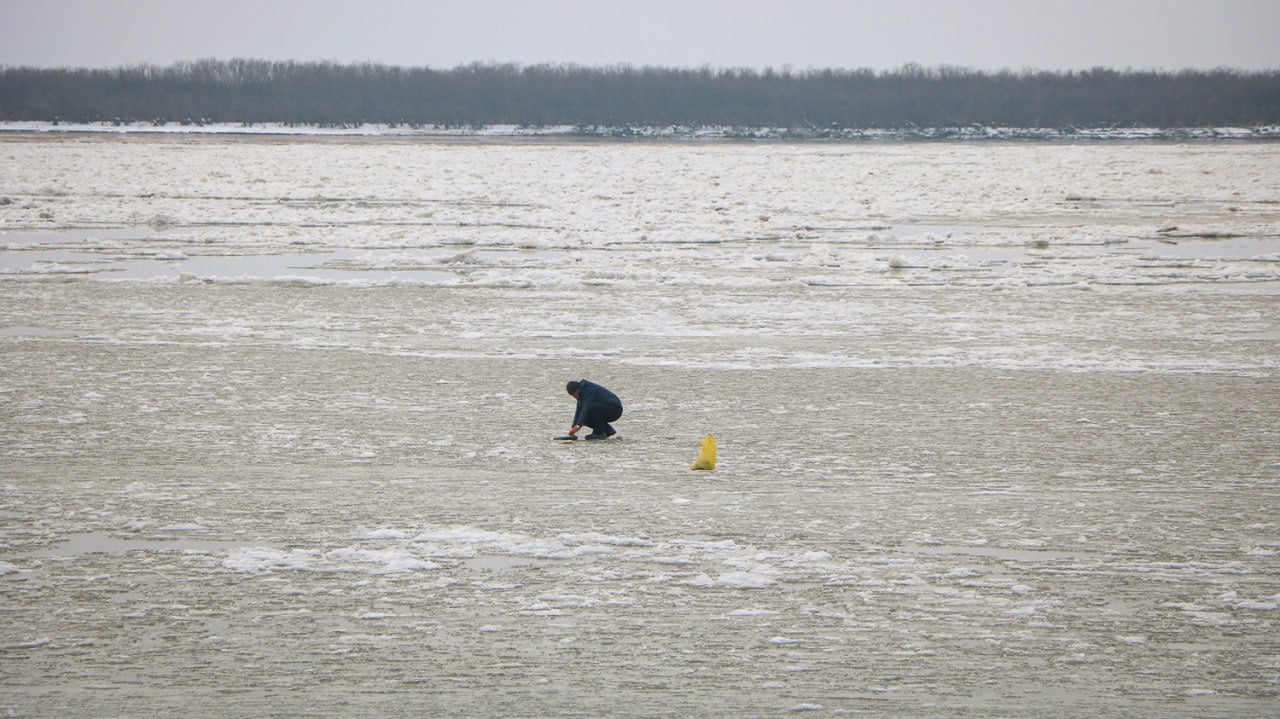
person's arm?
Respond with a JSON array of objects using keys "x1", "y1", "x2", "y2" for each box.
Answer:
[
  {"x1": 569, "y1": 393, "x2": 586, "y2": 435},
  {"x1": 572, "y1": 389, "x2": 591, "y2": 427}
]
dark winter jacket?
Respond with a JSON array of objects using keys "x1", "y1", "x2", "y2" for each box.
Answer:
[{"x1": 572, "y1": 379, "x2": 623, "y2": 426}]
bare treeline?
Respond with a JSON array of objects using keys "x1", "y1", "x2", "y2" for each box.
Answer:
[{"x1": 1, "y1": 59, "x2": 1278, "y2": 129}]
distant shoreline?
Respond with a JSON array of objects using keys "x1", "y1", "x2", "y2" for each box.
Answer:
[{"x1": 3, "y1": 121, "x2": 1279, "y2": 142}]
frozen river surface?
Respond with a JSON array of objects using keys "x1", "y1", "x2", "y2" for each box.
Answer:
[{"x1": 1, "y1": 134, "x2": 1278, "y2": 717}]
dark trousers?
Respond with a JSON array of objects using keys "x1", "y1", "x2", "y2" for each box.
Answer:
[{"x1": 580, "y1": 400, "x2": 622, "y2": 434}]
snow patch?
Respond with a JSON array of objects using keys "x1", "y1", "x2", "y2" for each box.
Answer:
[{"x1": 717, "y1": 571, "x2": 777, "y2": 589}]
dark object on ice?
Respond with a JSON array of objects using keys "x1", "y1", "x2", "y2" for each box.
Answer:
[
  {"x1": 564, "y1": 379, "x2": 623, "y2": 440},
  {"x1": 554, "y1": 435, "x2": 579, "y2": 441}
]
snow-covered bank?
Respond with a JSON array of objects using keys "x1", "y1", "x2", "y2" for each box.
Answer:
[{"x1": 3, "y1": 120, "x2": 1280, "y2": 141}]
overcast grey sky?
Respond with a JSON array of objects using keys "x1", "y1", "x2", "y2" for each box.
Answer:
[{"x1": 3, "y1": 0, "x2": 1278, "y2": 72}]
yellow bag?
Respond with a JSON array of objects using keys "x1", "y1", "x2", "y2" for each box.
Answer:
[{"x1": 690, "y1": 434, "x2": 717, "y2": 471}]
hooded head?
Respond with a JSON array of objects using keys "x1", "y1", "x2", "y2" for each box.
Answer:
[{"x1": 566, "y1": 380, "x2": 581, "y2": 396}]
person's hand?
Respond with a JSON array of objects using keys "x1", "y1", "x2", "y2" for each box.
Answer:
[{"x1": 568, "y1": 425, "x2": 580, "y2": 436}]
